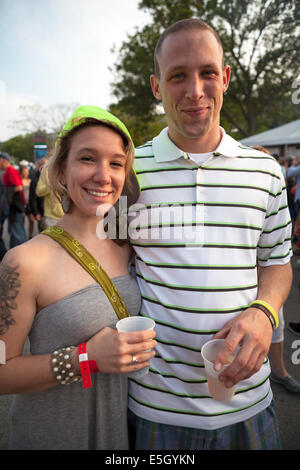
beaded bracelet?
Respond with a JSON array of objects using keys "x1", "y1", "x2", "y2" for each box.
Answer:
[
  {"x1": 248, "y1": 300, "x2": 279, "y2": 330},
  {"x1": 50, "y1": 346, "x2": 82, "y2": 385}
]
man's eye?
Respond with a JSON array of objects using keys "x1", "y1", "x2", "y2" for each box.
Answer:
[
  {"x1": 203, "y1": 70, "x2": 217, "y2": 77},
  {"x1": 172, "y1": 73, "x2": 184, "y2": 80}
]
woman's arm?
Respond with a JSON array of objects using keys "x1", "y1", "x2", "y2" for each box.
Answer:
[
  {"x1": 0, "y1": 249, "x2": 58, "y2": 394},
  {"x1": 0, "y1": 248, "x2": 156, "y2": 394}
]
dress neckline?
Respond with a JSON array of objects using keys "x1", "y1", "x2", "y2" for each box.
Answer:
[{"x1": 37, "y1": 274, "x2": 131, "y2": 315}]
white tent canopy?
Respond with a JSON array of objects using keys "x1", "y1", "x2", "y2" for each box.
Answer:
[{"x1": 240, "y1": 119, "x2": 300, "y2": 147}]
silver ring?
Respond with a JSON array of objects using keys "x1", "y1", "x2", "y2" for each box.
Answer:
[{"x1": 132, "y1": 355, "x2": 138, "y2": 364}]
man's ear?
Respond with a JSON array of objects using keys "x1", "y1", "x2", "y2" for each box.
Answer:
[
  {"x1": 150, "y1": 74, "x2": 162, "y2": 100},
  {"x1": 223, "y1": 65, "x2": 231, "y2": 94}
]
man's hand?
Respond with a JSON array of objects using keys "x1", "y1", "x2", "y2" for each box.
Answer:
[{"x1": 213, "y1": 306, "x2": 273, "y2": 388}]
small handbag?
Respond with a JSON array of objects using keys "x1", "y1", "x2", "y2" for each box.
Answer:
[{"x1": 42, "y1": 225, "x2": 130, "y2": 320}]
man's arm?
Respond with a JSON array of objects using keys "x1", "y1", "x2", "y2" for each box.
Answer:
[{"x1": 214, "y1": 262, "x2": 292, "y2": 388}]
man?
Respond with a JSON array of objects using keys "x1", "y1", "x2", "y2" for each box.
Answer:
[
  {"x1": 0, "y1": 152, "x2": 27, "y2": 248},
  {"x1": 128, "y1": 19, "x2": 292, "y2": 450}
]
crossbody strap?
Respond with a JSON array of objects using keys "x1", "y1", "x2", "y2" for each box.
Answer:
[{"x1": 42, "y1": 225, "x2": 130, "y2": 320}]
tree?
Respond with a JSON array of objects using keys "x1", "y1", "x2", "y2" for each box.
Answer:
[
  {"x1": 1, "y1": 103, "x2": 79, "y2": 163},
  {"x1": 111, "y1": 0, "x2": 300, "y2": 139},
  {"x1": 9, "y1": 102, "x2": 79, "y2": 148},
  {"x1": 0, "y1": 133, "x2": 36, "y2": 163},
  {"x1": 108, "y1": 104, "x2": 167, "y2": 147}
]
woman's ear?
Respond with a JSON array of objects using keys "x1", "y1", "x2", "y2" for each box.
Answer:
[{"x1": 59, "y1": 168, "x2": 66, "y2": 186}]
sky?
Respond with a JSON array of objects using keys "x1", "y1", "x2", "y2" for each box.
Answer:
[{"x1": 0, "y1": 0, "x2": 150, "y2": 142}]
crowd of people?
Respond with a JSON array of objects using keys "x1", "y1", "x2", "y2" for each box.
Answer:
[
  {"x1": 0, "y1": 18, "x2": 299, "y2": 451},
  {"x1": 0, "y1": 153, "x2": 63, "y2": 260}
]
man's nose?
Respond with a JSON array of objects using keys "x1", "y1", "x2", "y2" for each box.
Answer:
[{"x1": 185, "y1": 74, "x2": 204, "y2": 100}]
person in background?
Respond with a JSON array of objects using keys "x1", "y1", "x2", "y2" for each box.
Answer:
[
  {"x1": 0, "y1": 105, "x2": 156, "y2": 450},
  {"x1": 28, "y1": 158, "x2": 47, "y2": 232},
  {"x1": 0, "y1": 153, "x2": 9, "y2": 260},
  {"x1": 0, "y1": 152, "x2": 27, "y2": 248},
  {"x1": 278, "y1": 157, "x2": 288, "y2": 180},
  {"x1": 20, "y1": 166, "x2": 34, "y2": 239},
  {"x1": 288, "y1": 157, "x2": 300, "y2": 221},
  {"x1": 36, "y1": 163, "x2": 64, "y2": 227},
  {"x1": 288, "y1": 210, "x2": 300, "y2": 337},
  {"x1": 128, "y1": 18, "x2": 292, "y2": 450},
  {"x1": 251, "y1": 146, "x2": 300, "y2": 393}
]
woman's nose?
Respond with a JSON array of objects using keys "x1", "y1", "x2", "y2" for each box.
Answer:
[{"x1": 94, "y1": 162, "x2": 111, "y2": 184}]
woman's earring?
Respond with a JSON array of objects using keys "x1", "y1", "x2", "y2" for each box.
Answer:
[{"x1": 61, "y1": 193, "x2": 71, "y2": 213}]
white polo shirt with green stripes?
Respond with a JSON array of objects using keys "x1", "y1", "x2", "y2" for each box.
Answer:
[{"x1": 128, "y1": 127, "x2": 292, "y2": 430}]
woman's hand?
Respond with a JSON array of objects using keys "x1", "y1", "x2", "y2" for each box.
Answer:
[{"x1": 86, "y1": 327, "x2": 157, "y2": 374}]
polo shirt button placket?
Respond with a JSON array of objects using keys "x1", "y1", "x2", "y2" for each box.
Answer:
[{"x1": 195, "y1": 166, "x2": 205, "y2": 246}]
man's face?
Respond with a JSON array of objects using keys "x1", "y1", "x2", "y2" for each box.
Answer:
[
  {"x1": 0, "y1": 158, "x2": 7, "y2": 171},
  {"x1": 151, "y1": 29, "x2": 230, "y2": 152}
]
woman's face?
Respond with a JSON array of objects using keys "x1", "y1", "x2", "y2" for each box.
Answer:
[
  {"x1": 21, "y1": 167, "x2": 29, "y2": 178},
  {"x1": 61, "y1": 125, "x2": 127, "y2": 217}
]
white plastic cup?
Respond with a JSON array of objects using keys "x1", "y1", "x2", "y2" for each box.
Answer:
[
  {"x1": 116, "y1": 316, "x2": 155, "y2": 379},
  {"x1": 201, "y1": 339, "x2": 239, "y2": 402}
]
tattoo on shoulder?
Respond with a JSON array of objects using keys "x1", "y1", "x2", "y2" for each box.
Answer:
[{"x1": 0, "y1": 258, "x2": 21, "y2": 335}]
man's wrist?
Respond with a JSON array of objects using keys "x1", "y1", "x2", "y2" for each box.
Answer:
[{"x1": 248, "y1": 300, "x2": 279, "y2": 330}]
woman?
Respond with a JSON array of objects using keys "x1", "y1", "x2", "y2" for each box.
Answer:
[
  {"x1": 20, "y1": 166, "x2": 34, "y2": 239},
  {"x1": 0, "y1": 105, "x2": 156, "y2": 450}
]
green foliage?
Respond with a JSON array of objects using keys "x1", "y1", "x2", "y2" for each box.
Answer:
[
  {"x1": 108, "y1": 104, "x2": 167, "y2": 147},
  {"x1": 111, "y1": 0, "x2": 300, "y2": 141},
  {"x1": 0, "y1": 133, "x2": 36, "y2": 163}
]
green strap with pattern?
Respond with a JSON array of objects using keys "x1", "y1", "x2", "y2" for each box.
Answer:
[{"x1": 42, "y1": 225, "x2": 130, "y2": 320}]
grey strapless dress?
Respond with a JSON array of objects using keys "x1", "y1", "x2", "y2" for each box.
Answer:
[{"x1": 9, "y1": 275, "x2": 141, "y2": 450}]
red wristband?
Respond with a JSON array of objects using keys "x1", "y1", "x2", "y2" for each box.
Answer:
[
  {"x1": 78, "y1": 343, "x2": 92, "y2": 389},
  {"x1": 89, "y1": 360, "x2": 100, "y2": 374}
]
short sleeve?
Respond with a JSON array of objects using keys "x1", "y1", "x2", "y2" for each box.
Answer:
[{"x1": 257, "y1": 170, "x2": 292, "y2": 266}]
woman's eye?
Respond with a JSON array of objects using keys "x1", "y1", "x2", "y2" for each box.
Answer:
[
  {"x1": 111, "y1": 161, "x2": 124, "y2": 168},
  {"x1": 80, "y1": 156, "x2": 94, "y2": 162}
]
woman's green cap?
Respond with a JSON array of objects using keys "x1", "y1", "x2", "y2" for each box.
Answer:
[
  {"x1": 61, "y1": 105, "x2": 140, "y2": 205},
  {"x1": 62, "y1": 105, "x2": 134, "y2": 148}
]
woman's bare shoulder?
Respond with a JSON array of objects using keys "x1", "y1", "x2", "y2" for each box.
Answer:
[{"x1": 1, "y1": 234, "x2": 61, "y2": 278}]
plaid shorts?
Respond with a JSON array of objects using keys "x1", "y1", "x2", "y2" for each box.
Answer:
[{"x1": 128, "y1": 401, "x2": 281, "y2": 450}]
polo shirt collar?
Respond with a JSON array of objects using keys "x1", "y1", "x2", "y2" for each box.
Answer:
[{"x1": 152, "y1": 126, "x2": 243, "y2": 163}]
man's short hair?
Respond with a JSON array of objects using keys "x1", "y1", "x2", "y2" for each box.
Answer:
[
  {"x1": 154, "y1": 18, "x2": 224, "y2": 78},
  {"x1": 0, "y1": 151, "x2": 11, "y2": 161}
]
